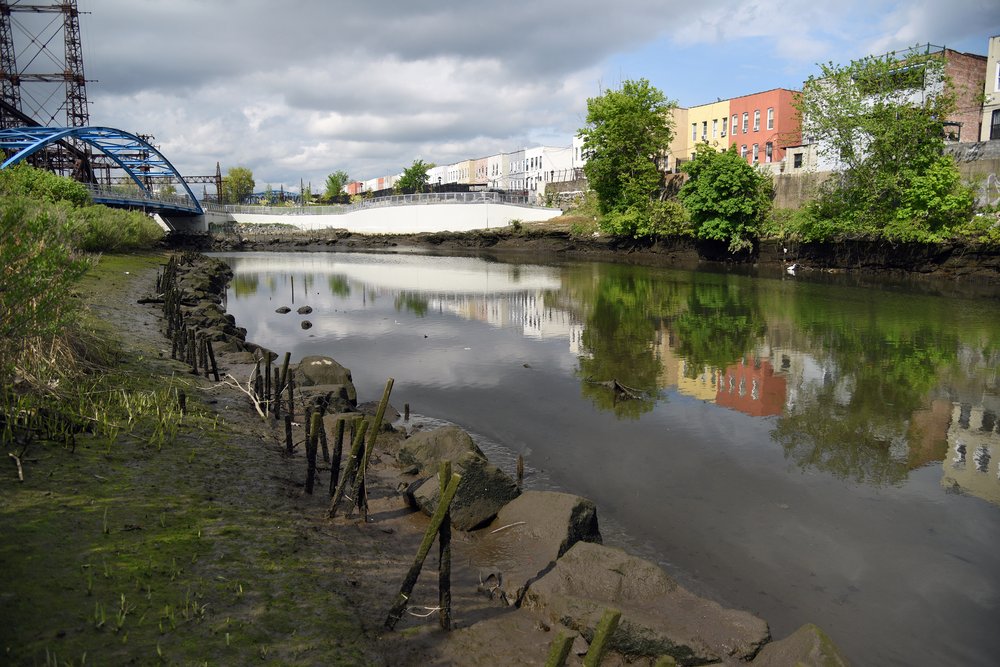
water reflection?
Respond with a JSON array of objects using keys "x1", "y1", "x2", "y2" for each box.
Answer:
[{"x1": 218, "y1": 252, "x2": 1000, "y2": 504}]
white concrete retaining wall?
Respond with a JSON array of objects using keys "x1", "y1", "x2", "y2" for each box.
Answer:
[{"x1": 230, "y1": 201, "x2": 559, "y2": 233}]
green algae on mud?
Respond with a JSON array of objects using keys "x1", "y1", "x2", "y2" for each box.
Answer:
[{"x1": 0, "y1": 253, "x2": 377, "y2": 666}]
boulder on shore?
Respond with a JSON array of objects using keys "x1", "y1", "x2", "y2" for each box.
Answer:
[
  {"x1": 409, "y1": 450, "x2": 520, "y2": 531},
  {"x1": 397, "y1": 425, "x2": 485, "y2": 475},
  {"x1": 292, "y1": 356, "x2": 356, "y2": 406},
  {"x1": 750, "y1": 623, "x2": 848, "y2": 666},
  {"x1": 474, "y1": 490, "x2": 603, "y2": 606},
  {"x1": 522, "y1": 541, "x2": 770, "y2": 665}
]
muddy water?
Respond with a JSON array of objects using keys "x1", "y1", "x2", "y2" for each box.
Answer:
[{"x1": 216, "y1": 250, "x2": 1000, "y2": 666}]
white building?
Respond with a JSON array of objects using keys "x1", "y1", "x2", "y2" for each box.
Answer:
[
  {"x1": 980, "y1": 35, "x2": 1000, "y2": 141},
  {"x1": 524, "y1": 145, "x2": 573, "y2": 203}
]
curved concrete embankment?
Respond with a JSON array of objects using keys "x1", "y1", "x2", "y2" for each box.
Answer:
[{"x1": 167, "y1": 201, "x2": 561, "y2": 234}]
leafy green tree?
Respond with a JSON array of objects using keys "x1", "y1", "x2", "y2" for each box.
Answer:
[
  {"x1": 395, "y1": 160, "x2": 434, "y2": 193},
  {"x1": 222, "y1": 166, "x2": 255, "y2": 204},
  {"x1": 579, "y1": 78, "x2": 676, "y2": 237},
  {"x1": 324, "y1": 170, "x2": 350, "y2": 200},
  {"x1": 797, "y1": 48, "x2": 974, "y2": 240},
  {"x1": 678, "y1": 144, "x2": 772, "y2": 252}
]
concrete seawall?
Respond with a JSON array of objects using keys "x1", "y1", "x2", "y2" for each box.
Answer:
[{"x1": 165, "y1": 201, "x2": 561, "y2": 234}]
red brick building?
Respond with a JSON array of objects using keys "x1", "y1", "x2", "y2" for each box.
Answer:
[{"x1": 726, "y1": 88, "x2": 801, "y2": 166}]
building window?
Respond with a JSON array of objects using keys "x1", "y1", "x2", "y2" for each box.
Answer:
[
  {"x1": 702, "y1": 120, "x2": 708, "y2": 141},
  {"x1": 765, "y1": 142, "x2": 773, "y2": 163},
  {"x1": 732, "y1": 114, "x2": 738, "y2": 135},
  {"x1": 721, "y1": 117, "x2": 727, "y2": 136},
  {"x1": 752, "y1": 143, "x2": 759, "y2": 163},
  {"x1": 740, "y1": 144, "x2": 748, "y2": 159},
  {"x1": 793, "y1": 152, "x2": 803, "y2": 168},
  {"x1": 767, "y1": 107, "x2": 774, "y2": 130},
  {"x1": 742, "y1": 112, "x2": 749, "y2": 133},
  {"x1": 753, "y1": 110, "x2": 760, "y2": 132},
  {"x1": 692, "y1": 123, "x2": 697, "y2": 141},
  {"x1": 992, "y1": 109, "x2": 1000, "y2": 141},
  {"x1": 712, "y1": 119, "x2": 718, "y2": 138}
]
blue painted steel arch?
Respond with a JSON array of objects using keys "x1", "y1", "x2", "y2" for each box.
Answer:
[{"x1": 0, "y1": 126, "x2": 203, "y2": 215}]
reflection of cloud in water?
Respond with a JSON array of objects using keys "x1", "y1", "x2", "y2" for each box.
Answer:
[{"x1": 220, "y1": 251, "x2": 561, "y2": 294}]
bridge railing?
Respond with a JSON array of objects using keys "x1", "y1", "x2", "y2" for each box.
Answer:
[
  {"x1": 84, "y1": 184, "x2": 200, "y2": 212},
  {"x1": 222, "y1": 191, "x2": 537, "y2": 216}
]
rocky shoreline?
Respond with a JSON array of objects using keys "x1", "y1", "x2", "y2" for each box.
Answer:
[{"x1": 160, "y1": 250, "x2": 850, "y2": 665}]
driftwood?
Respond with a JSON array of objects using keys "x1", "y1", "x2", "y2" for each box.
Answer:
[
  {"x1": 586, "y1": 378, "x2": 648, "y2": 401},
  {"x1": 8, "y1": 452, "x2": 24, "y2": 482}
]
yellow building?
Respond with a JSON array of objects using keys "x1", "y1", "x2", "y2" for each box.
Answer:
[{"x1": 669, "y1": 100, "x2": 730, "y2": 172}]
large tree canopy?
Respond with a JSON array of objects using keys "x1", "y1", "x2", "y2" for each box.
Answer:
[
  {"x1": 223, "y1": 166, "x2": 255, "y2": 205},
  {"x1": 580, "y1": 78, "x2": 676, "y2": 237},
  {"x1": 679, "y1": 144, "x2": 772, "y2": 253},
  {"x1": 324, "y1": 170, "x2": 350, "y2": 200},
  {"x1": 796, "y1": 48, "x2": 973, "y2": 240},
  {"x1": 395, "y1": 159, "x2": 434, "y2": 193}
]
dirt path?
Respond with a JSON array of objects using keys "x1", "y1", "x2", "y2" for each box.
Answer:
[{"x1": 1, "y1": 253, "x2": 611, "y2": 666}]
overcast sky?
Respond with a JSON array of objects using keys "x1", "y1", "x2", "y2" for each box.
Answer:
[{"x1": 12, "y1": 1, "x2": 999, "y2": 192}]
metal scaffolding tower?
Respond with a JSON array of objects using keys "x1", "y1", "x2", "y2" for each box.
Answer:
[{"x1": 1, "y1": 0, "x2": 91, "y2": 130}]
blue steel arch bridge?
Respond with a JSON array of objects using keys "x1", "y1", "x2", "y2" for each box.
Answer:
[{"x1": 0, "y1": 125, "x2": 203, "y2": 216}]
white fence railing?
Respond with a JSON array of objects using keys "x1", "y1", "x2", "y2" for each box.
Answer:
[{"x1": 85, "y1": 184, "x2": 200, "y2": 211}]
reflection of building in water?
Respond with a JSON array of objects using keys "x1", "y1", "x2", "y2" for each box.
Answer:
[
  {"x1": 715, "y1": 357, "x2": 787, "y2": 417},
  {"x1": 427, "y1": 291, "x2": 585, "y2": 354},
  {"x1": 942, "y1": 403, "x2": 1000, "y2": 506},
  {"x1": 653, "y1": 327, "x2": 718, "y2": 401}
]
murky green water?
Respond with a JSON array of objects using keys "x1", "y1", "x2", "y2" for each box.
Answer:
[{"x1": 218, "y1": 250, "x2": 1000, "y2": 666}]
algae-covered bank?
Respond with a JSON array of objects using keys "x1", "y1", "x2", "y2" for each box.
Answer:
[{"x1": 1, "y1": 252, "x2": 848, "y2": 666}]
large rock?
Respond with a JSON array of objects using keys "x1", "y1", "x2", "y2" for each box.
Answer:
[
  {"x1": 410, "y1": 451, "x2": 520, "y2": 531},
  {"x1": 397, "y1": 425, "x2": 485, "y2": 475},
  {"x1": 522, "y1": 542, "x2": 770, "y2": 665},
  {"x1": 474, "y1": 491, "x2": 603, "y2": 606},
  {"x1": 751, "y1": 623, "x2": 848, "y2": 666},
  {"x1": 293, "y1": 356, "x2": 356, "y2": 405}
]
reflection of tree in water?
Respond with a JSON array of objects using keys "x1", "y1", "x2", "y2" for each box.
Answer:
[
  {"x1": 573, "y1": 266, "x2": 677, "y2": 419},
  {"x1": 672, "y1": 279, "x2": 766, "y2": 375},
  {"x1": 232, "y1": 272, "x2": 259, "y2": 297},
  {"x1": 328, "y1": 274, "x2": 350, "y2": 297},
  {"x1": 394, "y1": 292, "x2": 429, "y2": 317},
  {"x1": 773, "y1": 322, "x2": 960, "y2": 486}
]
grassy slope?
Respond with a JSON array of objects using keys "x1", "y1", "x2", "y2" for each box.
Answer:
[{"x1": 0, "y1": 253, "x2": 377, "y2": 666}]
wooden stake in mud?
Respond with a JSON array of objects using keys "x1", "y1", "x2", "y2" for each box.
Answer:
[
  {"x1": 384, "y1": 471, "x2": 462, "y2": 631},
  {"x1": 286, "y1": 375, "x2": 294, "y2": 421},
  {"x1": 404, "y1": 403, "x2": 410, "y2": 421},
  {"x1": 275, "y1": 352, "x2": 291, "y2": 420},
  {"x1": 438, "y1": 460, "x2": 453, "y2": 630},
  {"x1": 177, "y1": 390, "x2": 186, "y2": 415},
  {"x1": 205, "y1": 338, "x2": 220, "y2": 381},
  {"x1": 264, "y1": 358, "x2": 272, "y2": 414},
  {"x1": 582, "y1": 608, "x2": 622, "y2": 667},
  {"x1": 351, "y1": 378, "x2": 394, "y2": 520},
  {"x1": 253, "y1": 356, "x2": 263, "y2": 400},
  {"x1": 318, "y1": 415, "x2": 330, "y2": 463},
  {"x1": 284, "y1": 414, "x2": 293, "y2": 455},
  {"x1": 328, "y1": 419, "x2": 369, "y2": 518},
  {"x1": 305, "y1": 412, "x2": 322, "y2": 495},
  {"x1": 329, "y1": 418, "x2": 345, "y2": 497},
  {"x1": 517, "y1": 454, "x2": 524, "y2": 489},
  {"x1": 544, "y1": 634, "x2": 574, "y2": 667}
]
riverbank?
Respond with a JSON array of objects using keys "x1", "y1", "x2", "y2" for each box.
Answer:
[
  {"x1": 169, "y1": 220, "x2": 1000, "y2": 288},
  {"x1": 2, "y1": 251, "x2": 850, "y2": 665}
]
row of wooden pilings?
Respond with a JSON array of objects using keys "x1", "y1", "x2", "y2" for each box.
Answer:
[{"x1": 157, "y1": 255, "x2": 640, "y2": 665}]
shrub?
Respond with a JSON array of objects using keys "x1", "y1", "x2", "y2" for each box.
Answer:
[{"x1": 0, "y1": 163, "x2": 91, "y2": 206}]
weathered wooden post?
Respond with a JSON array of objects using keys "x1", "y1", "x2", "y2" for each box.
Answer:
[
  {"x1": 582, "y1": 608, "x2": 622, "y2": 667},
  {"x1": 438, "y1": 460, "x2": 452, "y2": 630},
  {"x1": 351, "y1": 378, "x2": 394, "y2": 520},
  {"x1": 517, "y1": 454, "x2": 524, "y2": 489},
  {"x1": 328, "y1": 419, "x2": 369, "y2": 518},
  {"x1": 205, "y1": 338, "x2": 219, "y2": 382},
  {"x1": 384, "y1": 471, "x2": 461, "y2": 631},
  {"x1": 544, "y1": 634, "x2": 574, "y2": 667},
  {"x1": 284, "y1": 414, "x2": 293, "y2": 456},
  {"x1": 329, "y1": 418, "x2": 345, "y2": 497},
  {"x1": 305, "y1": 412, "x2": 322, "y2": 495}
]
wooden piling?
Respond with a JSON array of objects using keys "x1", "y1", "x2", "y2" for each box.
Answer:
[
  {"x1": 351, "y1": 378, "x2": 394, "y2": 519},
  {"x1": 438, "y1": 460, "x2": 452, "y2": 630},
  {"x1": 286, "y1": 375, "x2": 294, "y2": 420},
  {"x1": 329, "y1": 418, "x2": 345, "y2": 497},
  {"x1": 544, "y1": 634, "x2": 574, "y2": 667},
  {"x1": 328, "y1": 419, "x2": 369, "y2": 518},
  {"x1": 305, "y1": 412, "x2": 322, "y2": 495},
  {"x1": 582, "y1": 608, "x2": 621, "y2": 667},
  {"x1": 384, "y1": 471, "x2": 461, "y2": 631},
  {"x1": 516, "y1": 454, "x2": 524, "y2": 488},
  {"x1": 206, "y1": 338, "x2": 219, "y2": 381},
  {"x1": 284, "y1": 414, "x2": 293, "y2": 456},
  {"x1": 404, "y1": 403, "x2": 410, "y2": 421}
]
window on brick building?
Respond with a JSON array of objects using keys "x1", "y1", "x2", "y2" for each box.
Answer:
[
  {"x1": 752, "y1": 143, "x2": 759, "y2": 163},
  {"x1": 767, "y1": 107, "x2": 774, "y2": 130},
  {"x1": 742, "y1": 112, "x2": 749, "y2": 133},
  {"x1": 721, "y1": 117, "x2": 728, "y2": 136},
  {"x1": 732, "y1": 114, "x2": 738, "y2": 134},
  {"x1": 741, "y1": 144, "x2": 748, "y2": 159},
  {"x1": 765, "y1": 142, "x2": 773, "y2": 162},
  {"x1": 992, "y1": 110, "x2": 1000, "y2": 141},
  {"x1": 753, "y1": 110, "x2": 760, "y2": 132}
]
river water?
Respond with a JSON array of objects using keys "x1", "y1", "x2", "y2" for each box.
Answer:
[{"x1": 215, "y1": 250, "x2": 1000, "y2": 666}]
